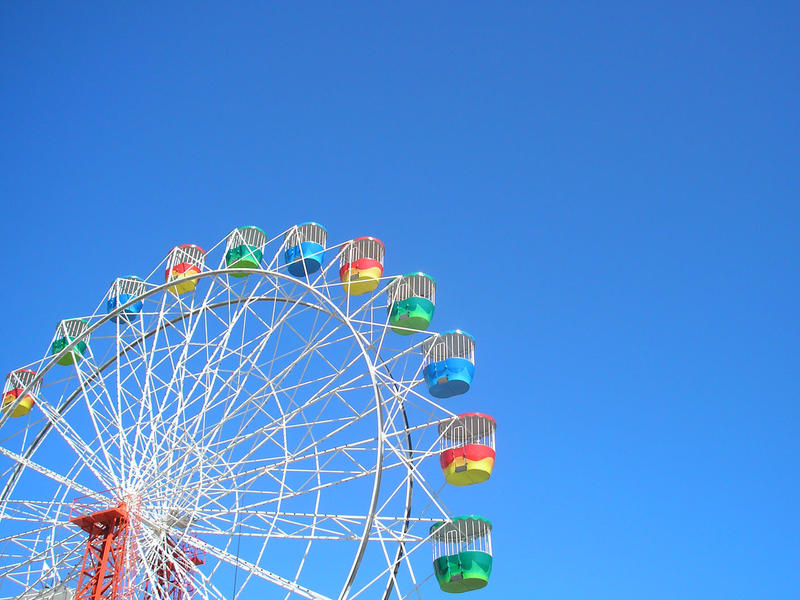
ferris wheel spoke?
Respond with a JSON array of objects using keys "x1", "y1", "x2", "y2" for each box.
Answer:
[
  {"x1": 110, "y1": 322, "x2": 141, "y2": 485},
  {"x1": 236, "y1": 280, "x2": 313, "y2": 336},
  {"x1": 241, "y1": 300, "x2": 349, "y2": 394},
  {"x1": 276, "y1": 406, "x2": 322, "y2": 600},
  {"x1": 171, "y1": 434, "x2": 381, "y2": 502},
  {"x1": 114, "y1": 320, "x2": 186, "y2": 481},
  {"x1": 350, "y1": 299, "x2": 394, "y2": 368},
  {"x1": 351, "y1": 549, "x2": 415, "y2": 600},
  {"x1": 0, "y1": 519, "x2": 69, "y2": 548},
  {"x1": 192, "y1": 512, "x2": 434, "y2": 543},
  {"x1": 251, "y1": 361, "x2": 365, "y2": 448},
  {"x1": 285, "y1": 400, "x2": 379, "y2": 469},
  {"x1": 1, "y1": 531, "x2": 77, "y2": 579},
  {"x1": 348, "y1": 522, "x2": 438, "y2": 600},
  {"x1": 0, "y1": 525, "x2": 84, "y2": 590},
  {"x1": 164, "y1": 292, "x2": 323, "y2": 458},
  {"x1": 0, "y1": 499, "x2": 73, "y2": 529},
  {"x1": 0, "y1": 445, "x2": 99, "y2": 500},
  {"x1": 374, "y1": 370, "x2": 455, "y2": 425},
  {"x1": 337, "y1": 277, "x2": 390, "y2": 321},
  {"x1": 253, "y1": 332, "x2": 356, "y2": 399},
  {"x1": 369, "y1": 339, "x2": 429, "y2": 376},
  {"x1": 223, "y1": 456, "x2": 421, "y2": 513},
  {"x1": 100, "y1": 319, "x2": 161, "y2": 482},
  {"x1": 187, "y1": 561, "x2": 232, "y2": 600},
  {"x1": 263, "y1": 357, "x2": 377, "y2": 460},
  {"x1": 70, "y1": 364, "x2": 129, "y2": 488},
  {"x1": 156, "y1": 408, "x2": 287, "y2": 487},
  {"x1": 0, "y1": 441, "x2": 96, "y2": 538},
  {"x1": 382, "y1": 441, "x2": 450, "y2": 522},
  {"x1": 187, "y1": 535, "x2": 333, "y2": 600},
  {"x1": 212, "y1": 424, "x2": 380, "y2": 504},
  {"x1": 197, "y1": 375, "x2": 371, "y2": 459},
  {"x1": 153, "y1": 335, "x2": 292, "y2": 489},
  {"x1": 132, "y1": 315, "x2": 235, "y2": 489},
  {"x1": 200, "y1": 384, "x2": 395, "y2": 499},
  {"x1": 258, "y1": 318, "x2": 346, "y2": 411},
  {"x1": 186, "y1": 345, "x2": 374, "y2": 484},
  {"x1": 147, "y1": 448, "x2": 284, "y2": 508},
  {"x1": 279, "y1": 316, "x2": 354, "y2": 376},
  {"x1": 30, "y1": 395, "x2": 119, "y2": 489},
  {"x1": 373, "y1": 520, "x2": 406, "y2": 600},
  {"x1": 376, "y1": 520, "x2": 424, "y2": 600}
]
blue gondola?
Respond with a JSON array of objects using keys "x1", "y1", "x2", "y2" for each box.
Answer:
[
  {"x1": 284, "y1": 222, "x2": 327, "y2": 277},
  {"x1": 107, "y1": 276, "x2": 145, "y2": 322},
  {"x1": 423, "y1": 330, "x2": 476, "y2": 398}
]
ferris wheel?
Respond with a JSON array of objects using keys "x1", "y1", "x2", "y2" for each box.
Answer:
[{"x1": 0, "y1": 224, "x2": 497, "y2": 600}]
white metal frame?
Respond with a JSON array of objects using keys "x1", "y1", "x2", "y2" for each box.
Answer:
[{"x1": 0, "y1": 228, "x2": 478, "y2": 600}]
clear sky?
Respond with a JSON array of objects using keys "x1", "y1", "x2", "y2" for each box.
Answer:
[{"x1": 1, "y1": 2, "x2": 798, "y2": 599}]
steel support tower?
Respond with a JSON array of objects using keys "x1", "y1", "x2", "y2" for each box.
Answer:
[{"x1": 70, "y1": 503, "x2": 129, "y2": 600}]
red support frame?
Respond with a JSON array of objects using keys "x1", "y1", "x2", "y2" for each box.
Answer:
[
  {"x1": 143, "y1": 539, "x2": 205, "y2": 600},
  {"x1": 70, "y1": 503, "x2": 130, "y2": 600},
  {"x1": 69, "y1": 495, "x2": 203, "y2": 600}
]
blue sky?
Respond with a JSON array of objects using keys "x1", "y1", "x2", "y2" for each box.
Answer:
[{"x1": 1, "y1": 2, "x2": 798, "y2": 598}]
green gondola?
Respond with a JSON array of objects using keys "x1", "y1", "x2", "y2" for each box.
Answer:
[
  {"x1": 225, "y1": 226, "x2": 267, "y2": 276},
  {"x1": 50, "y1": 318, "x2": 89, "y2": 366},
  {"x1": 388, "y1": 272, "x2": 435, "y2": 335},
  {"x1": 430, "y1": 515, "x2": 493, "y2": 593}
]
